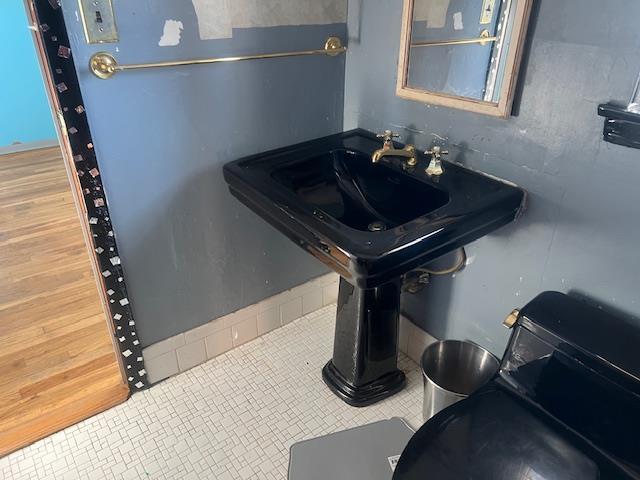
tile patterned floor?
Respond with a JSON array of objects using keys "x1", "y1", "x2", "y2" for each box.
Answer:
[{"x1": 1, "y1": 305, "x2": 423, "y2": 480}]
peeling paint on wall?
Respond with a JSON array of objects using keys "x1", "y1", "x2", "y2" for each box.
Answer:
[
  {"x1": 414, "y1": 0, "x2": 450, "y2": 29},
  {"x1": 190, "y1": 0, "x2": 232, "y2": 39},
  {"x1": 158, "y1": 19, "x2": 184, "y2": 46},
  {"x1": 453, "y1": 11, "x2": 464, "y2": 30},
  {"x1": 189, "y1": 0, "x2": 347, "y2": 40}
]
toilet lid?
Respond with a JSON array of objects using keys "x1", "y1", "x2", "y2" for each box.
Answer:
[{"x1": 393, "y1": 384, "x2": 636, "y2": 480}]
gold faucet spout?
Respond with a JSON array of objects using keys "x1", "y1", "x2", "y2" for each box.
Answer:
[
  {"x1": 372, "y1": 145, "x2": 417, "y2": 165},
  {"x1": 372, "y1": 130, "x2": 418, "y2": 166}
]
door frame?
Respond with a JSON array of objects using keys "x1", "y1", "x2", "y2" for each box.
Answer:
[{"x1": 22, "y1": 0, "x2": 148, "y2": 392}]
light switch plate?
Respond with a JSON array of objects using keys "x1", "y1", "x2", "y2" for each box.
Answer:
[
  {"x1": 78, "y1": 0, "x2": 118, "y2": 44},
  {"x1": 480, "y1": 0, "x2": 497, "y2": 24}
]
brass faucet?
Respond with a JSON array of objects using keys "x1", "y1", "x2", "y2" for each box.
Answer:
[
  {"x1": 372, "y1": 130, "x2": 417, "y2": 166},
  {"x1": 425, "y1": 145, "x2": 448, "y2": 176}
]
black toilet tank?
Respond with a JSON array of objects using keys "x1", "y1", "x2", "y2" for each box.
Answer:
[{"x1": 394, "y1": 292, "x2": 640, "y2": 480}]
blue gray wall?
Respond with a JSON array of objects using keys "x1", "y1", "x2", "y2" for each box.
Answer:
[
  {"x1": 346, "y1": 0, "x2": 640, "y2": 355},
  {"x1": 61, "y1": 2, "x2": 343, "y2": 346},
  {"x1": 1, "y1": 2, "x2": 56, "y2": 147}
]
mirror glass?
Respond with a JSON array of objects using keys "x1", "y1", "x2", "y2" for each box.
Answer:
[{"x1": 398, "y1": 0, "x2": 532, "y2": 116}]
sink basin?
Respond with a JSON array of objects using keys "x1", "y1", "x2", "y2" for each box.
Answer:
[
  {"x1": 224, "y1": 129, "x2": 525, "y2": 406},
  {"x1": 271, "y1": 149, "x2": 450, "y2": 232},
  {"x1": 224, "y1": 129, "x2": 524, "y2": 289}
]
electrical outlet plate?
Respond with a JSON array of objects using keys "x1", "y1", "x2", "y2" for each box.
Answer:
[
  {"x1": 480, "y1": 0, "x2": 497, "y2": 24},
  {"x1": 78, "y1": 0, "x2": 118, "y2": 44}
]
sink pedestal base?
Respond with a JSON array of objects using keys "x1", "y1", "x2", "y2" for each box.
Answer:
[{"x1": 322, "y1": 277, "x2": 406, "y2": 407}]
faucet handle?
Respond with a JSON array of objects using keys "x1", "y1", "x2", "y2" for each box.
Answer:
[
  {"x1": 425, "y1": 145, "x2": 449, "y2": 158},
  {"x1": 425, "y1": 145, "x2": 448, "y2": 176},
  {"x1": 377, "y1": 130, "x2": 401, "y2": 144}
]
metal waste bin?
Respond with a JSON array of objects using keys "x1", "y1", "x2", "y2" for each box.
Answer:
[{"x1": 421, "y1": 340, "x2": 499, "y2": 421}]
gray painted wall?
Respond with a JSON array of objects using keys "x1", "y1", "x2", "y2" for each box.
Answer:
[
  {"x1": 61, "y1": 2, "x2": 343, "y2": 346},
  {"x1": 345, "y1": 0, "x2": 640, "y2": 355}
]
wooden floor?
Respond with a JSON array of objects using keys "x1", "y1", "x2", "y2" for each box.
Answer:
[{"x1": 0, "y1": 147, "x2": 128, "y2": 457}]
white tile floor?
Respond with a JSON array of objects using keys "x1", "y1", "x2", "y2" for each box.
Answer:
[{"x1": 1, "y1": 305, "x2": 423, "y2": 480}]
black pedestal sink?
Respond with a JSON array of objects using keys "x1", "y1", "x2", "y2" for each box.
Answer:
[{"x1": 223, "y1": 129, "x2": 525, "y2": 406}]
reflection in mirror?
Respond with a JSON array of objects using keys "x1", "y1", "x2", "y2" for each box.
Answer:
[
  {"x1": 409, "y1": 0, "x2": 510, "y2": 102},
  {"x1": 397, "y1": 0, "x2": 533, "y2": 117}
]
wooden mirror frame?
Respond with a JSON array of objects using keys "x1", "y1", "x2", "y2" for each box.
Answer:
[{"x1": 396, "y1": 0, "x2": 533, "y2": 118}]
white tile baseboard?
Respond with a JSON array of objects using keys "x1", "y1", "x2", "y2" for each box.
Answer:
[
  {"x1": 144, "y1": 273, "x2": 437, "y2": 384},
  {"x1": 144, "y1": 272, "x2": 340, "y2": 383}
]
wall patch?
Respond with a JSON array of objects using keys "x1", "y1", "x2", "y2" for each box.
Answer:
[
  {"x1": 414, "y1": 0, "x2": 451, "y2": 29},
  {"x1": 453, "y1": 11, "x2": 464, "y2": 30},
  {"x1": 190, "y1": 0, "x2": 347, "y2": 40},
  {"x1": 158, "y1": 19, "x2": 184, "y2": 46},
  {"x1": 190, "y1": 0, "x2": 232, "y2": 39}
]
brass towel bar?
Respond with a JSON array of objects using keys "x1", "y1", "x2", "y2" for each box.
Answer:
[
  {"x1": 411, "y1": 29, "x2": 496, "y2": 48},
  {"x1": 89, "y1": 36, "x2": 346, "y2": 80}
]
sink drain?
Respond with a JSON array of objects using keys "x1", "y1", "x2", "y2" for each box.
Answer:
[{"x1": 368, "y1": 221, "x2": 387, "y2": 232}]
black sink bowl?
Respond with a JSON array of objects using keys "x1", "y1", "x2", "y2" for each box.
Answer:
[
  {"x1": 271, "y1": 148, "x2": 450, "y2": 232},
  {"x1": 224, "y1": 129, "x2": 525, "y2": 289},
  {"x1": 224, "y1": 129, "x2": 525, "y2": 407}
]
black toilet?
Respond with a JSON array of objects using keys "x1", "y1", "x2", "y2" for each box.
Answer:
[{"x1": 394, "y1": 291, "x2": 640, "y2": 479}]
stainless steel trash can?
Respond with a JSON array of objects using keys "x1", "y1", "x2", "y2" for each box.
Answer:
[{"x1": 421, "y1": 340, "x2": 499, "y2": 421}]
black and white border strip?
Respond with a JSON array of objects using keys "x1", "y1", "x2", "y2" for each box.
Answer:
[{"x1": 31, "y1": 0, "x2": 148, "y2": 390}]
